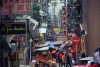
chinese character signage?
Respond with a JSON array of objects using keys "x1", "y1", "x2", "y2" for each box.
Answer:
[
  {"x1": 0, "y1": 23, "x2": 26, "y2": 35},
  {"x1": 0, "y1": 0, "x2": 30, "y2": 15},
  {"x1": 62, "y1": 6, "x2": 67, "y2": 35},
  {"x1": 54, "y1": 28, "x2": 61, "y2": 32},
  {"x1": 57, "y1": 36, "x2": 67, "y2": 41}
]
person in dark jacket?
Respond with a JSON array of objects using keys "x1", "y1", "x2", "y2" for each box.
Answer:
[{"x1": 81, "y1": 50, "x2": 87, "y2": 58}]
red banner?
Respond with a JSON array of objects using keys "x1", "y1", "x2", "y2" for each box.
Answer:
[{"x1": 0, "y1": 0, "x2": 30, "y2": 15}]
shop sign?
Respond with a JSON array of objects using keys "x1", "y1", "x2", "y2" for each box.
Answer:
[
  {"x1": 57, "y1": 35, "x2": 67, "y2": 41},
  {"x1": 54, "y1": 28, "x2": 61, "y2": 32},
  {"x1": 81, "y1": 35, "x2": 85, "y2": 43},
  {"x1": 46, "y1": 36, "x2": 54, "y2": 41},
  {"x1": 73, "y1": 37, "x2": 80, "y2": 45},
  {"x1": 0, "y1": 0, "x2": 30, "y2": 15},
  {"x1": 61, "y1": 6, "x2": 67, "y2": 35},
  {"x1": 0, "y1": 23, "x2": 26, "y2": 35}
]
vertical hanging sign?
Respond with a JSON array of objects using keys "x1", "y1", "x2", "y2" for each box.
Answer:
[
  {"x1": 62, "y1": 6, "x2": 67, "y2": 35},
  {"x1": 0, "y1": 0, "x2": 30, "y2": 15}
]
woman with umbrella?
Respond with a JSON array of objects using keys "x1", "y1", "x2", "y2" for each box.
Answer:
[{"x1": 94, "y1": 47, "x2": 100, "y2": 67}]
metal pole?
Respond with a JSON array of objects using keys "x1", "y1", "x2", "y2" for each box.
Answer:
[
  {"x1": 30, "y1": 42, "x2": 32, "y2": 62},
  {"x1": 76, "y1": 44, "x2": 78, "y2": 61},
  {"x1": 25, "y1": 19, "x2": 28, "y2": 47},
  {"x1": 24, "y1": 19, "x2": 28, "y2": 64}
]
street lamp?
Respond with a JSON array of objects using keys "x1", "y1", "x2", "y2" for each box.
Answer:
[{"x1": 29, "y1": 38, "x2": 33, "y2": 62}]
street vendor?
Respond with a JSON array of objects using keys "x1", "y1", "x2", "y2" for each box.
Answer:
[{"x1": 35, "y1": 54, "x2": 39, "y2": 67}]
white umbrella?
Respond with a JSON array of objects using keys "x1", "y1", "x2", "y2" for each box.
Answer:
[
  {"x1": 36, "y1": 46, "x2": 49, "y2": 51},
  {"x1": 51, "y1": 41, "x2": 64, "y2": 45},
  {"x1": 39, "y1": 41, "x2": 51, "y2": 47}
]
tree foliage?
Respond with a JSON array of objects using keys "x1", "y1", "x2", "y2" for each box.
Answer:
[{"x1": 32, "y1": 4, "x2": 42, "y2": 28}]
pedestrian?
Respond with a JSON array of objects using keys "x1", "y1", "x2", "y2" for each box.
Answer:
[
  {"x1": 58, "y1": 52, "x2": 62, "y2": 67},
  {"x1": 62, "y1": 53, "x2": 66, "y2": 67},
  {"x1": 94, "y1": 50, "x2": 100, "y2": 67},
  {"x1": 68, "y1": 50, "x2": 73, "y2": 67},
  {"x1": 66, "y1": 51, "x2": 71, "y2": 67},
  {"x1": 81, "y1": 50, "x2": 87, "y2": 58}
]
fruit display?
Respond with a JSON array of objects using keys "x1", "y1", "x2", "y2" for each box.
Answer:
[{"x1": 38, "y1": 55, "x2": 56, "y2": 65}]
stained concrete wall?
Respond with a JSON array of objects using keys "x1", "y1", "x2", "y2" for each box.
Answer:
[{"x1": 82, "y1": 0, "x2": 100, "y2": 56}]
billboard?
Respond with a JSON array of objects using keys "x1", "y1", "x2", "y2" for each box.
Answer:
[
  {"x1": 0, "y1": 22, "x2": 26, "y2": 35},
  {"x1": 0, "y1": 0, "x2": 30, "y2": 15}
]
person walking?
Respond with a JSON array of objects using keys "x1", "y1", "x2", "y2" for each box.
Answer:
[
  {"x1": 58, "y1": 52, "x2": 62, "y2": 67},
  {"x1": 62, "y1": 53, "x2": 66, "y2": 67},
  {"x1": 81, "y1": 50, "x2": 88, "y2": 58},
  {"x1": 66, "y1": 51, "x2": 71, "y2": 67},
  {"x1": 66, "y1": 50, "x2": 73, "y2": 67},
  {"x1": 94, "y1": 50, "x2": 100, "y2": 67}
]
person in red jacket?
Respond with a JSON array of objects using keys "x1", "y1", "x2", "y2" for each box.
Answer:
[{"x1": 58, "y1": 52, "x2": 62, "y2": 67}]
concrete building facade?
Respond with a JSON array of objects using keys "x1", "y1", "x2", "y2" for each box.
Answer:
[{"x1": 82, "y1": 0, "x2": 100, "y2": 56}]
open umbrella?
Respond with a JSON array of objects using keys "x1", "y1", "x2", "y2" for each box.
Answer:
[
  {"x1": 49, "y1": 44, "x2": 55, "y2": 49},
  {"x1": 49, "y1": 44, "x2": 55, "y2": 52},
  {"x1": 95, "y1": 47, "x2": 100, "y2": 52},
  {"x1": 35, "y1": 46, "x2": 49, "y2": 51}
]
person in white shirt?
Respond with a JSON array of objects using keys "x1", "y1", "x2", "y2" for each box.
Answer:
[{"x1": 94, "y1": 51, "x2": 100, "y2": 67}]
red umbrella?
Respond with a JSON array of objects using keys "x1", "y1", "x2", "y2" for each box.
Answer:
[
  {"x1": 51, "y1": 50, "x2": 56, "y2": 54},
  {"x1": 65, "y1": 41, "x2": 70, "y2": 46}
]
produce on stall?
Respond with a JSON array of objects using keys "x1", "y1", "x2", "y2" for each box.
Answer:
[{"x1": 35, "y1": 44, "x2": 56, "y2": 66}]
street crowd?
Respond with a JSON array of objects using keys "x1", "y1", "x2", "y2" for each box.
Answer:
[{"x1": 57, "y1": 50, "x2": 87, "y2": 67}]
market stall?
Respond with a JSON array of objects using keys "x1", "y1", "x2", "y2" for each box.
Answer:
[{"x1": 35, "y1": 44, "x2": 56, "y2": 67}]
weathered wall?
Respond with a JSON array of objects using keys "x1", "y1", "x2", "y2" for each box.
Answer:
[{"x1": 82, "y1": 0, "x2": 100, "y2": 56}]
